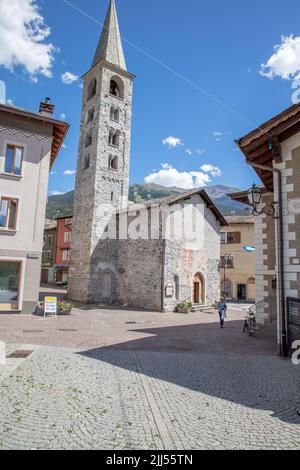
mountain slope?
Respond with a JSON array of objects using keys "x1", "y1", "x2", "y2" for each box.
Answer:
[{"x1": 46, "y1": 183, "x2": 248, "y2": 219}]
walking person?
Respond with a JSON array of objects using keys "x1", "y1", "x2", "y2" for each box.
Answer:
[{"x1": 218, "y1": 298, "x2": 227, "y2": 328}]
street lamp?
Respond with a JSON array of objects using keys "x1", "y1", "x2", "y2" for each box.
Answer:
[
  {"x1": 247, "y1": 183, "x2": 276, "y2": 217},
  {"x1": 247, "y1": 183, "x2": 262, "y2": 207}
]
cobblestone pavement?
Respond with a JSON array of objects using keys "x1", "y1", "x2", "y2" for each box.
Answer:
[{"x1": 0, "y1": 344, "x2": 299, "y2": 450}]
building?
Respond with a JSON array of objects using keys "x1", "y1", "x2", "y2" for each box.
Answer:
[
  {"x1": 41, "y1": 219, "x2": 57, "y2": 284},
  {"x1": 220, "y1": 215, "x2": 256, "y2": 302},
  {"x1": 68, "y1": 0, "x2": 226, "y2": 311},
  {"x1": 0, "y1": 100, "x2": 69, "y2": 313},
  {"x1": 54, "y1": 216, "x2": 73, "y2": 285},
  {"x1": 230, "y1": 103, "x2": 300, "y2": 354}
]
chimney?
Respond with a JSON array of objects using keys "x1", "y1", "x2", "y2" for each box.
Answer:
[{"x1": 39, "y1": 97, "x2": 55, "y2": 117}]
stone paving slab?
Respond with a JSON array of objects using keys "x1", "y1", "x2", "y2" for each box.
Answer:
[
  {"x1": 0, "y1": 305, "x2": 277, "y2": 354},
  {"x1": 0, "y1": 345, "x2": 299, "y2": 450}
]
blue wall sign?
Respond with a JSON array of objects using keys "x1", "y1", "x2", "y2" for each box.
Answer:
[{"x1": 243, "y1": 246, "x2": 256, "y2": 253}]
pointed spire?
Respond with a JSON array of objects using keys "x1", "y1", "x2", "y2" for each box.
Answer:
[{"x1": 92, "y1": 0, "x2": 127, "y2": 71}]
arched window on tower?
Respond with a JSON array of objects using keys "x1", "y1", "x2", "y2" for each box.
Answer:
[
  {"x1": 83, "y1": 154, "x2": 90, "y2": 170},
  {"x1": 110, "y1": 106, "x2": 120, "y2": 122},
  {"x1": 109, "y1": 155, "x2": 118, "y2": 171},
  {"x1": 85, "y1": 133, "x2": 92, "y2": 148},
  {"x1": 87, "y1": 107, "x2": 94, "y2": 123},
  {"x1": 109, "y1": 76, "x2": 124, "y2": 99},
  {"x1": 108, "y1": 129, "x2": 120, "y2": 147},
  {"x1": 87, "y1": 78, "x2": 97, "y2": 101}
]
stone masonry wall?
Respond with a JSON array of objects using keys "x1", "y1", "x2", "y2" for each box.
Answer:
[
  {"x1": 68, "y1": 62, "x2": 133, "y2": 303},
  {"x1": 163, "y1": 194, "x2": 221, "y2": 312}
]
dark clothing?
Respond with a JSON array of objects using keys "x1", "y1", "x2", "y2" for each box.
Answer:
[{"x1": 219, "y1": 311, "x2": 225, "y2": 327}]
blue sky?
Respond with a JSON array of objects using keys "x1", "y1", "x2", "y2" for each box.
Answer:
[{"x1": 1, "y1": 0, "x2": 300, "y2": 195}]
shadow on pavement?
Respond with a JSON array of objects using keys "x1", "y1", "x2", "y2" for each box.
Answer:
[{"x1": 77, "y1": 321, "x2": 300, "y2": 425}]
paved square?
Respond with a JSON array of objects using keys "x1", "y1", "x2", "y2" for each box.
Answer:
[{"x1": 0, "y1": 305, "x2": 299, "y2": 450}]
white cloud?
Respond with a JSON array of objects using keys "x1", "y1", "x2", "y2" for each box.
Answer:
[
  {"x1": 196, "y1": 148, "x2": 206, "y2": 156},
  {"x1": 162, "y1": 136, "x2": 183, "y2": 149},
  {"x1": 145, "y1": 165, "x2": 212, "y2": 189},
  {"x1": 62, "y1": 143, "x2": 67, "y2": 149},
  {"x1": 213, "y1": 131, "x2": 223, "y2": 142},
  {"x1": 260, "y1": 35, "x2": 300, "y2": 80},
  {"x1": 0, "y1": 0, "x2": 56, "y2": 81},
  {"x1": 185, "y1": 149, "x2": 192, "y2": 156},
  {"x1": 64, "y1": 169, "x2": 76, "y2": 175},
  {"x1": 6, "y1": 98, "x2": 14, "y2": 106},
  {"x1": 61, "y1": 71, "x2": 79, "y2": 85},
  {"x1": 50, "y1": 171, "x2": 57, "y2": 176},
  {"x1": 50, "y1": 190, "x2": 64, "y2": 196},
  {"x1": 59, "y1": 113, "x2": 66, "y2": 120},
  {"x1": 160, "y1": 163, "x2": 173, "y2": 170},
  {"x1": 201, "y1": 164, "x2": 222, "y2": 177}
]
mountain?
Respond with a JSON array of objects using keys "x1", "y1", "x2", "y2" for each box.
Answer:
[{"x1": 46, "y1": 183, "x2": 248, "y2": 219}]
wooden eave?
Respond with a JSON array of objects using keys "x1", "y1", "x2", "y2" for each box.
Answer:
[
  {"x1": 0, "y1": 104, "x2": 69, "y2": 169},
  {"x1": 235, "y1": 103, "x2": 300, "y2": 191}
]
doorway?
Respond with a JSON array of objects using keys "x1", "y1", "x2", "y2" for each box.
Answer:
[
  {"x1": 192, "y1": 273, "x2": 205, "y2": 304},
  {"x1": 237, "y1": 284, "x2": 247, "y2": 301}
]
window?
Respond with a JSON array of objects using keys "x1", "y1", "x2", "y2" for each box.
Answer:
[
  {"x1": 220, "y1": 256, "x2": 235, "y2": 269},
  {"x1": 83, "y1": 155, "x2": 90, "y2": 170},
  {"x1": 87, "y1": 78, "x2": 97, "y2": 100},
  {"x1": 110, "y1": 80, "x2": 120, "y2": 97},
  {"x1": 64, "y1": 232, "x2": 71, "y2": 243},
  {"x1": 0, "y1": 197, "x2": 18, "y2": 230},
  {"x1": 109, "y1": 155, "x2": 118, "y2": 171},
  {"x1": 222, "y1": 232, "x2": 241, "y2": 244},
  {"x1": 110, "y1": 76, "x2": 124, "y2": 99},
  {"x1": 85, "y1": 134, "x2": 92, "y2": 148},
  {"x1": 4, "y1": 145, "x2": 23, "y2": 176},
  {"x1": 108, "y1": 129, "x2": 120, "y2": 147},
  {"x1": 110, "y1": 106, "x2": 120, "y2": 122},
  {"x1": 46, "y1": 251, "x2": 52, "y2": 262},
  {"x1": 87, "y1": 108, "x2": 94, "y2": 123},
  {"x1": 62, "y1": 250, "x2": 70, "y2": 261},
  {"x1": 47, "y1": 234, "x2": 53, "y2": 247},
  {"x1": 0, "y1": 261, "x2": 21, "y2": 310}
]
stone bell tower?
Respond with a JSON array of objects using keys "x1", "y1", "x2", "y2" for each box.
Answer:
[{"x1": 68, "y1": 0, "x2": 135, "y2": 302}]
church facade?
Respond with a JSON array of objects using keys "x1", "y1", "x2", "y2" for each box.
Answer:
[{"x1": 68, "y1": 0, "x2": 226, "y2": 312}]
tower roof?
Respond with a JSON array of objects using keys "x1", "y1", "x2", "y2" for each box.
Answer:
[{"x1": 92, "y1": 0, "x2": 127, "y2": 71}]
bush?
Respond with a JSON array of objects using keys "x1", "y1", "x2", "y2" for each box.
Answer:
[{"x1": 58, "y1": 301, "x2": 73, "y2": 311}]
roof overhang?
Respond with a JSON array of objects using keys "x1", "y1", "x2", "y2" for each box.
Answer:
[
  {"x1": 0, "y1": 104, "x2": 69, "y2": 169},
  {"x1": 235, "y1": 103, "x2": 300, "y2": 191}
]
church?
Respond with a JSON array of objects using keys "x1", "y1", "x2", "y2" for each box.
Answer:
[{"x1": 68, "y1": 0, "x2": 227, "y2": 312}]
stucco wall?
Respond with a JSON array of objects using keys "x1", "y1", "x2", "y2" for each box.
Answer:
[{"x1": 0, "y1": 115, "x2": 53, "y2": 312}]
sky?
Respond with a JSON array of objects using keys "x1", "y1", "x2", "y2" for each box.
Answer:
[{"x1": 1, "y1": 0, "x2": 300, "y2": 196}]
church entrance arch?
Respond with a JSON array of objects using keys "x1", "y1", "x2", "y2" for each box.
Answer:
[{"x1": 192, "y1": 273, "x2": 205, "y2": 304}]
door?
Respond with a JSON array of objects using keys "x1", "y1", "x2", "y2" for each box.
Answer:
[
  {"x1": 193, "y1": 282, "x2": 200, "y2": 304},
  {"x1": 237, "y1": 284, "x2": 247, "y2": 301},
  {"x1": 0, "y1": 261, "x2": 22, "y2": 311}
]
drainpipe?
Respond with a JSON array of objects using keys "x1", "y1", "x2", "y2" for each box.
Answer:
[{"x1": 246, "y1": 160, "x2": 288, "y2": 357}]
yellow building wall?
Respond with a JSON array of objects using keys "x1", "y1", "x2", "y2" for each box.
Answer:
[{"x1": 220, "y1": 221, "x2": 256, "y2": 302}]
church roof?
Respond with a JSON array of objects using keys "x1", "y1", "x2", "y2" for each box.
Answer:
[
  {"x1": 92, "y1": 0, "x2": 127, "y2": 71},
  {"x1": 130, "y1": 188, "x2": 228, "y2": 226}
]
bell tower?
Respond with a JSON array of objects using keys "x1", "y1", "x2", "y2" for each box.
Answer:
[{"x1": 68, "y1": 0, "x2": 135, "y2": 302}]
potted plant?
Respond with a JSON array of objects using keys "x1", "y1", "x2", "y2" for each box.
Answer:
[
  {"x1": 177, "y1": 301, "x2": 192, "y2": 314},
  {"x1": 57, "y1": 301, "x2": 73, "y2": 315}
]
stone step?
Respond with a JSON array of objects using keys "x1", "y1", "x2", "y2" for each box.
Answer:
[{"x1": 191, "y1": 304, "x2": 215, "y2": 313}]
